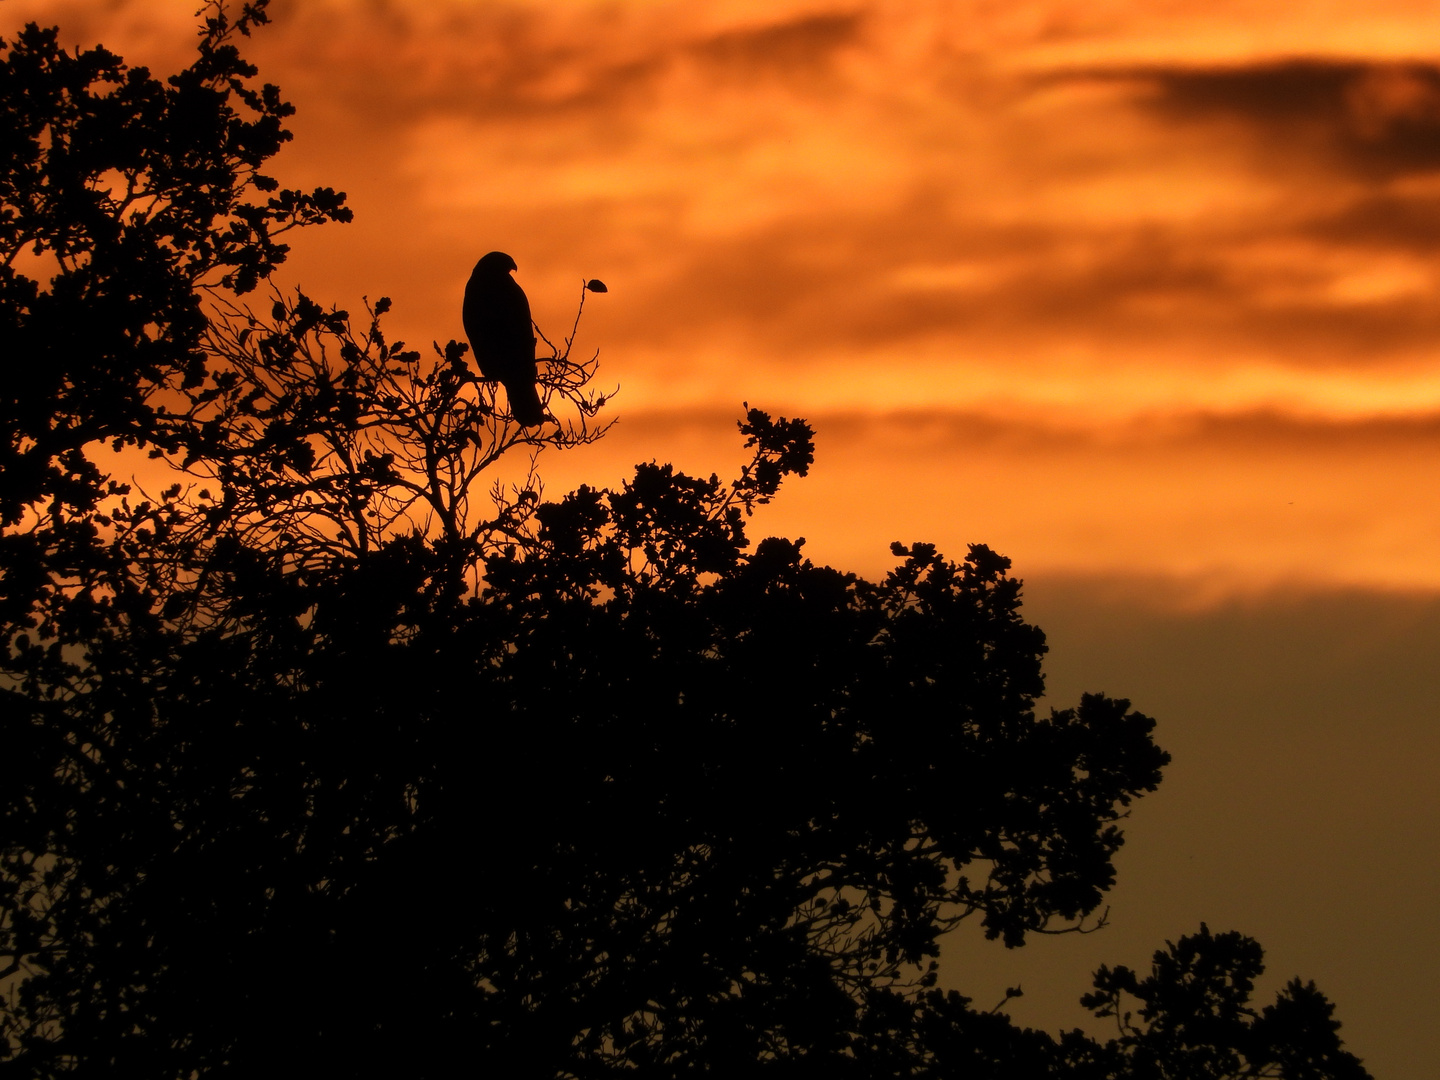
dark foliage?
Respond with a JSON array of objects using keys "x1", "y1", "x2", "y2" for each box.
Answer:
[
  {"x1": 1079, "y1": 925, "x2": 1373, "y2": 1080},
  {"x1": 0, "y1": 0, "x2": 349, "y2": 648},
  {"x1": 0, "y1": 6, "x2": 1372, "y2": 1078}
]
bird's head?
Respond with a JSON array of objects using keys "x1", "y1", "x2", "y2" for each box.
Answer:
[{"x1": 476, "y1": 250, "x2": 518, "y2": 276}]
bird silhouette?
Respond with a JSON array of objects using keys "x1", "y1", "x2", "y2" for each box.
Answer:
[{"x1": 462, "y1": 251, "x2": 545, "y2": 427}]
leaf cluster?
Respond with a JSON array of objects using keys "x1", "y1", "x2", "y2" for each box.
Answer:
[
  {"x1": 1076, "y1": 925, "x2": 1372, "y2": 1080},
  {"x1": 0, "y1": 0, "x2": 350, "y2": 641}
]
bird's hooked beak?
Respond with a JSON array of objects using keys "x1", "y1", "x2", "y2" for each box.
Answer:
[{"x1": 477, "y1": 250, "x2": 519, "y2": 276}]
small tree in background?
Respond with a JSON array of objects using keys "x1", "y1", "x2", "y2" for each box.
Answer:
[{"x1": 0, "y1": 4, "x2": 1371, "y2": 1077}]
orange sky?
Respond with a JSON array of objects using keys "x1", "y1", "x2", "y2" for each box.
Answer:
[
  {"x1": 9, "y1": 2, "x2": 1440, "y2": 1075},
  {"x1": 23, "y1": 0, "x2": 1440, "y2": 590},
  {"x1": 314, "y1": 0, "x2": 1440, "y2": 592}
]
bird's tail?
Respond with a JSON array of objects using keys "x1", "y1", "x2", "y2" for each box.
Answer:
[{"x1": 506, "y1": 379, "x2": 546, "y2": 427}]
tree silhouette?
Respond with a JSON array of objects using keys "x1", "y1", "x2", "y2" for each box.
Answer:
[{"x1": 0, "y1": 5, "x2": 1371, "y2": 1077}]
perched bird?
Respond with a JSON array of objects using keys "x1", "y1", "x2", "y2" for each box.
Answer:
[{"x1": 462, "y1": 251, "x2": 545, "y2": 427}]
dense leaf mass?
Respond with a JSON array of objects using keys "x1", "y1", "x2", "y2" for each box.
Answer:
[
  {"x1": 0, "y1": 5, "x2": 1372, "y2": 1078},
  {"x1": 0, "y1": 0, "x2": 349, "y2": 637}
]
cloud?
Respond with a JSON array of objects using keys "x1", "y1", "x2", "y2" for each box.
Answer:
[
  {"x1": 1307, "y1": 187, "x2": 1440, "y2": 248},
  {"x1": 688, "y1": 11, "x2": 864, "y2": 76},
  {"x1": 1121, "y1": 60, "x2": 1440, "y2": 179},
  {"x1": 26, "y1": 3, "x2": 1440, "y2": 385}
]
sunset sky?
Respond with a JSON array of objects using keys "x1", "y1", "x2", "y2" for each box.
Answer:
[{"x1": 10, "y1": 0, "x2": 1440, "y2": 1074}]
